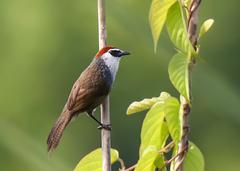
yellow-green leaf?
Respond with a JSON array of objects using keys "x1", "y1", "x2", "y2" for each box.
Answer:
[
  {"x1": 127, "y1": 97, "x2": 161, "y2": 115},
  {"x1": 199, "y1": 19, "x2": 214, "y2": 39},
  {"x1": 127, "y1": 92, "x2": 171, "y2": 115},
  {"x1": 164, "y1": 97, "x2": 181, "y2": 143},
  {"x1": 149, "y1": 0, "x2": 176, "y2": 52},
  {"x1": 155, "y1": 152, "x2": 167, "y2": 170},
  {"x1": 168, "y1": 53, "x2": 190, "y2": 101},
  {"x1": 166, "y1": 2, "x2": 195, "y2": 55},
  {"x1": 139, "y1": 102, "x2": 169, "y2": 156},
  {"x1": 184, "y1": 142, "x2": 205, "y2": 171},
  {"x1": 183, "y1": 0, "x2": 191, "y2": 8},
  {"x1": 135, "y1": 147, "x2": 161, "y2": 171},
  {"x1": 74, "y1": 148, "x2": 119, "y2": 171},
  {"x1": 170, "y1": 142, "x2": 204, "y2": 171}
]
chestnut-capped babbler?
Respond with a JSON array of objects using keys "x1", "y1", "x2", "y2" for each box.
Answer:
[{"x1": 47, "y1": 46, "x2": 130, "y2": 151}]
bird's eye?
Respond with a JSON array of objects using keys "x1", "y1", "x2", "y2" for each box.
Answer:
[{"x1": 109, "y1": 50, "x2": 121, "y2": 57}]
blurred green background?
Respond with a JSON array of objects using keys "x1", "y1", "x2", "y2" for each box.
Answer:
[{"x1": 0, "y1": 0, "x2": 239, "y2": 170}]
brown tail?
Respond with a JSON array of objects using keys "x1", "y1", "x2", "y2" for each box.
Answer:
[{"x1": 47, "y1": 110, "x2": 72, "y2": 152}]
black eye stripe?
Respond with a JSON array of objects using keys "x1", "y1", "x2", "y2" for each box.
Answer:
[
  {"x1": 110, "y1": 49, "x2": 120, "y2": 53},
  {"x1": 109, "y1": 50, "x2": 121, "y2": 56}
]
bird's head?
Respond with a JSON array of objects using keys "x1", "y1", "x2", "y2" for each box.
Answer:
[
  {"x1": 95, "y1": 46, "x2": 130, "y2": 59},
  {"x1": 95, "y1": 46, "x2": 130, "y2": 80}
]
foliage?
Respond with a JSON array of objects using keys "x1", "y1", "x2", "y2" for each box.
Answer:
[
  {"x1": 168, "y1": 53, "x2": 190, "y2": 101},
  {"x1": 128, "y1": 92, "x2": 180, "y2": 170},
  {"x1": 199, "y1": 19, "x2": 214, "y2": 39},
  {"x1": 166, "y1": 2, "x2": 196, "y2": 56},
  {"x1": 149, "y1": 0, "x2": 176, "y2": 51},
  {"x1": 76, "y1": 0, "x2": 212, "y2": 170},
  {"x1": 135, "y1": 147, "x2": 163, "y2": 171},
  {"x1": 184, "y1": 142, "x2": 205, "y2": 171},
  {"x1": 74, "y1": 148, "x2": 119, "y2": 171},
  {"x1": 121, "y1": 0, "x2": 212, "y2": 170},
  {"x1": 139, "y1": 100, "x2": 168, "y2": 156},
  {"x1": 170, "y1": 142, "x2": 205, "y2": 171},
  {"x1": 164, "y1": 97, "x2": 181, "y2": 143}
]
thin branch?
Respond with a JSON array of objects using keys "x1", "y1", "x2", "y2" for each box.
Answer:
[
  {"x1": 165, "y1": 145, "x2": 188, "y2": 166},
  {"x1": 98, "y1": 0, "x2": 111, "y2": 171},
  {"x1": 118, "y1": 158, "x2": 126, "y2": 170},
  {"x1": 174, "y1": 0, "x2": 201, "y2": 170},
  {"x1": 159, "y1": 141, "x2": 175, "y2": 154},
  {"x1": 156, "y1": 145, "x2": 188, "y2": 171},
  {"x1": 120, "y1": 164, "x2": 137, "y2": 171}
]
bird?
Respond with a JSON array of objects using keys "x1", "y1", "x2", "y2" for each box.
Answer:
[{"x1": 47, "y1": 46, "x2": 130, "y2": 152}]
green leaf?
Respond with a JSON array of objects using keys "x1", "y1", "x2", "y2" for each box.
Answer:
[
  {"x1": 127, "y1": 97, "x2": 161, "y2": 115},
  {"x1": 168, "y1": 53, "x2": 190, "y2": 101},
  {"x1": 166, "y1": 2, "x2": 195, "y2": 55},
  {"x1": 149, "y1": 0, "x2": 176, "y2": 52},
  {"x1": 127, "y1": 92, "x2": 171, "y2": 115},
  {"x1": 74, "y1": 148, "x2": 119, "y2": 171},
  {"x1": 199, "y1": 19, "x2": 214, "y2": 39},
  {"x1": 139, "y1": 102, "x2": 169, "y2": 156},
  {"x1": 164, "y1": 97, "x2": 181, "y2": 143},
  {"x1": 135, "y1": 147, "x2": 162, "y2": 171},
  {"x1": 170, "y1": 142, "x2": 204, "y2": 171},
  {"x1": 184, "y1": 142, "x2": 205, "y2": 171},
  {"x1": 155, "y1": 153, "x2": 167, "y2": 171},
  {"x1": 183, "y1": 0, "x2": 191, "y2": 8}
]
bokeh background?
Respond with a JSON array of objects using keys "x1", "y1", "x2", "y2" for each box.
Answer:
[{"x1": 0, "y1": 0, "x2": 239, "y2": 171}]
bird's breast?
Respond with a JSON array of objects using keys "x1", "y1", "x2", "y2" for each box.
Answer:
[{"x1": 95, "y1": 59, "x2": 113, "y2": 89}]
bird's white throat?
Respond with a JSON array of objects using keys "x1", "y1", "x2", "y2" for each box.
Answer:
[{"x1": 102, "y1": 53, "x2": 120, "y2": 81}]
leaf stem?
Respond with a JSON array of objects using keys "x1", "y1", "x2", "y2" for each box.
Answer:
[
  {"x1": 118, "y1": 158, "x2": 126, "y2": 170},
  {"x1": 174, "y1": 0, "x2": 201, "y2": 170},
  {"x1": 157, "y1": 144, "x2": 188, "y2": 171},
  {"x1": 120, "y1": 164, "x2": 137, "y2": 171}
]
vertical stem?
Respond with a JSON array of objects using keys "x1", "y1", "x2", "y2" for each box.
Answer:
[
  {"x1": 98, "y1": 0, "x2": 111, "y2": 171},
  {"x1": 100, "y1": 97, "x2": 111, "y2": 171},
  {"x1": 98, "y1": 0, "x2": 107, "y2": 48},
  {"x1": 175, "y1": 0, "x2": 201, "y2": 170}
]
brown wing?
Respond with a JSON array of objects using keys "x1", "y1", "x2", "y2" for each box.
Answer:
[
  {"x1": 66, "y1": 61, "x2": 111, "y2": 114},
  {"x1": 67, "y1": 83, "x2": 80, "y2": 110}
]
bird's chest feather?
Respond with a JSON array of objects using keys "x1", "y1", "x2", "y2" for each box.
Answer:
[
  {"x1": 101, "y1": 54, "x2": 120, "y2": 81},
  {"x1": 95, "y1": 59, "x2": 114, "y2": 88}
]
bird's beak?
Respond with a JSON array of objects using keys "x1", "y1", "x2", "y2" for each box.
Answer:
[{"x1": 121, "y1": 51, "x2": 130, "y2": 57}]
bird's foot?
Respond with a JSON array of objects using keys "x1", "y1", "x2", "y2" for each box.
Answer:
[{"x1": 98, "y1": 124, "x2": 112, "y2": 131}]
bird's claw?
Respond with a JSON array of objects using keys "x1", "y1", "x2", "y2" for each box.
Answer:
[{"x1": 98, "y1": 124, "x2": 112, "y2": 131}]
